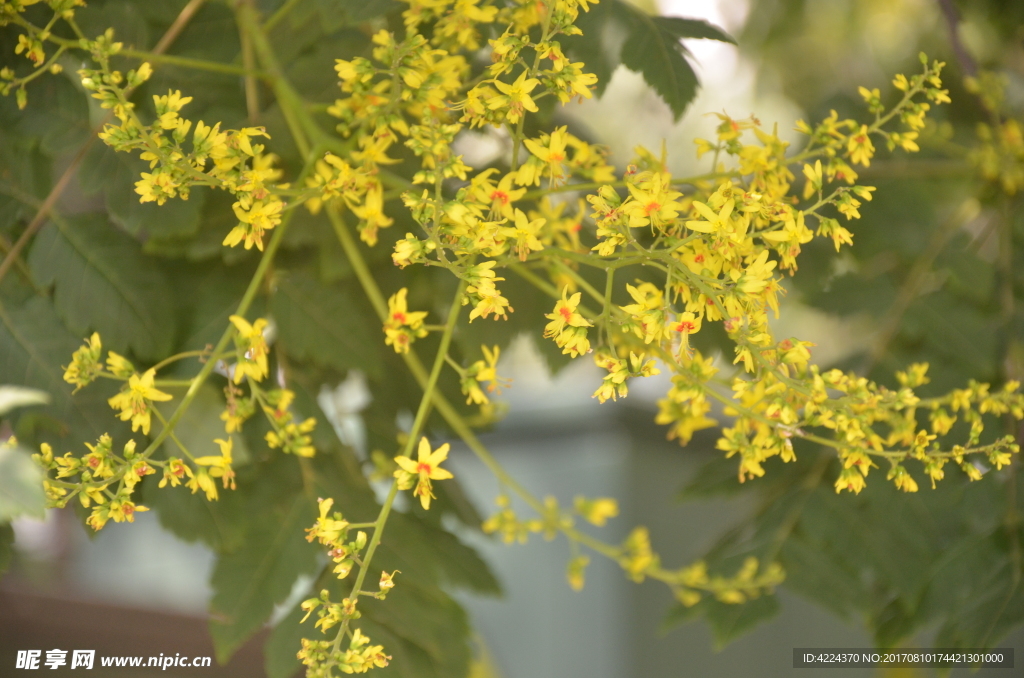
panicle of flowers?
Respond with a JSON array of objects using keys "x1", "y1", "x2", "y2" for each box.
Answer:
[
  {"x1": 261, "y1": 389, "x2": 317, "y2": 458},
  {"x1": 298, "y1": 498, "x2": 393, "y2": 676},
  {"x1": 0, "y1": 0, "x2": 85, "y2": 108},
  {"x1": 31, "y1": 434, "x2": 153, "y2": 531}
]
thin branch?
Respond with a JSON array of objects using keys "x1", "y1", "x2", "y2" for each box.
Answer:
[{"x1": 936, "y1": 0, "x2": 978, "y2": 78}]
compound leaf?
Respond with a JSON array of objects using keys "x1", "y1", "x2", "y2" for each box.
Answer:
[{"x1": 28, "y1": 214, "x2": 177, "y2": 361}]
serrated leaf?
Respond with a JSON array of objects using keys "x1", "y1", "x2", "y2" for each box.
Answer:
[
  {"x1": 0, "y1": 444, "x2": 45, "y2": 521},
  {"x1": 654, "y1": 16, "x2": 737, "y2": 43},
  {"x1": 271, "y1": 271, "x2": 383, "y2": 379},
  {"x1": 0, "y1": 296, "x2": 128, "y2": 446},
  {"x1": 94, "y1": 149, "x2": 208, "y2": 240},
  {"x1": 617, "y1": 12, "x2": 699, "y2": 121},
  {"x1": 209, "y1": 492, "x2": 320, "y2": 664},
  {"x1": 156, "y1": 383, "x2": 252, "y2": 467},
  {"x1": 143, "y1": 476, "x2": 247, "y2": 554},
  {"x1": 264, "y1": 603, "x2": 307, "y2": 678},
  {"x1": 359, "y1": 582, "x2": 472, "y2": 677},
  {"x1": 28, "y1": 215, "x2": 177, "y2": 361},
  {"x1": 76, "y1": 0, "x2": 151, "y2": 51},
  {"x1": 662, "y1": 594, "x2": 780, "y2": 648},
  {"x1": 561, "y1": 1, "x2": 735, "y2": 118}
]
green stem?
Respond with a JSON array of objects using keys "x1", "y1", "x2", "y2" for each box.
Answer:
[
  {"x1": 236, "y1": 2, "x2": 314, "y2": 157},
  {"x1": 263, "y1": 0, "x2": 305, "y2": 32},
  {"x1": 119, "y1": 49, "x2": 270, "y2": 79},
  {"x1": 331, "y1": 275, "x2": 468, "y2": 656},
  {"x1": 133, "y1": 156, "x2": 316, "y2": 465}
]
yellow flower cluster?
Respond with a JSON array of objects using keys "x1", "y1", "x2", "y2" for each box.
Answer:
[
  {"x1": 21, "y1": 0, "x2": 1024, "y2": 671},
  {"x1": 298, "y1": 499, "x2": 393, "y2": 676},
  {"x1": 32, "y1": 435, "x2": 151, "y2": 531}
]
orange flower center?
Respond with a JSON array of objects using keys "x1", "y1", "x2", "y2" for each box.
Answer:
[
  {"x1": 417, "y1": 462, "x2": 432, "y2": 474},
  {"x1": 559, "y1": 305, "x2": 573, "y2": 322}
]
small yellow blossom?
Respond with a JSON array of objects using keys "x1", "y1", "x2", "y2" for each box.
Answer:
[
  {"x1": 107, "y1": 369, "x2": 173, "y2": 435},
  {"x1": 393, "y1": 437, "x2": 454, "y2": 510},
  {"x1": 229, "y1": 315, "x2": 270, "y2": 383}
]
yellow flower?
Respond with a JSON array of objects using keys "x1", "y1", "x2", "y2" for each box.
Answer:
[
  {"x1": 384, "y1": 288, "x2": 428, "y2": 353},
  {"x1": 474, "y1": 171, "x2": 526, "y2": 220},
  {"x1": 624, "y1": 173, "x2": 683, "y2": 229},
  {"x1": 686, "y1": 198, "x2": 734, "y2": 233},
  {"x1": 544, "y1": 287, "x2": 591, "y2": 336},
  {"x1": 393, "y1": 437, "x2": 454, "y2": 510},
  {"x1": 107, "y1": 369, "x2": 173, "y2": 435},
  {"x1": 64, "y1": 333, "x2": 103, "y2": 390},
  {"x1": 306, "y1": 497, "x2": 349, "y2": 545},
  {"x1": 224, "y1": 196, "x2": 285, "y2": 251},
  {"x1": 159, "y1": 458, "x2": 193, "y2": 488},
  {"x1": 847, "y1": 124, "x2": 875, "y2": 166},
  {"x1": 504, "y1": 208, "x2": 545, "y2": 261},
  {"x1": 567, "y1": 555, "x2": 590, "y2": 591},
  {"x1": 351, "y1": 186, "x2": 394, "y2": 246},
  {"x1": 574, "y1": 496, "x2": 619, "y2": 526},
  {"x1": 522, "y1": 127, "x2": 569, "y2": 185},
  {"x1": 488, "y1": 71, "x2": 540, "y2": 124},
  {"x1": 229, "y1": 315, "x2": 270, "y2": 383},
  {"x1": 194, "y1": 438, "x2": 236, "y2": 491}
]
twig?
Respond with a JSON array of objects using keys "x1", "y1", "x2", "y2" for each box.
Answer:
[{"x1": 936, "y1": 0, "x2": 978, "y2": 78}]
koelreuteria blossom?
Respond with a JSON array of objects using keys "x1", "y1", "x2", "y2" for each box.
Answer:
[
  {"x1": 107, "y1": 369, "x2": 173, "y2": 435},
  {"x1": 393, "y1": 437, "x2": 454, "y2": 510}
]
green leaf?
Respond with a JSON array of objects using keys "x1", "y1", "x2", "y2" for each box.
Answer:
[
  {"x1": 0, "y1": 443, "x2": 45, "y2": 521},
  {"x1": 157, "y1": 383, "x2": 252, "y2": 467},
  {"x1": 28, "y1": 214, "x2": 178, "y2": 361},
  {"x1": 84, "y1": 145, "x2": 208, "y2": 241},
  {"x1": 616, "y1": 10, "x2": 699, "y2": 122},
  {"x1": 167, "y1": 261, "x2": 255, "y2": 373},
  {"x1": 143, "y1": 476, "x2": 247, "y2": 554},
  {"x1": 654, "y1": 17, "x2": 737, "y2": 44},
  {"x1": 264, "y1": 603, "x2": 308, "y2": 678},
  {"x1": 616, "y1": 4, "x2": 735, "y2": 120},
  {"x1": 145, "y1": 384, "x2": 250, "y2": 552},
  {"x1": 0, "y1": 296, "x2": 128, "y2": 446},
  {"x1": 208, "y1": 491, "x2": 320, "y2": 663},
  {"x1": 15, "y1": 76, "x2": 91, "y2": 156},
  {"x1": 562, "y1": 2, "x2": 616, "y2": 97},
  {"x1": 359, "y1": 582, "x2": 472, "y2": 677},
  {"x1": 0, "y1": 385, "x2": 51, "y2": 417},
  {"x1": 270, "y1": 271, "x2": 384, "y2": 379},
  {"x1": 662, "y1": 594, "x2": 780, "y2": 649},
  {"x1": 76, "y1": 0, "x2": 151, "y2": 51},
  {"x1": 561, "y1": 1, "x2": 735, "y2": 118}
]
